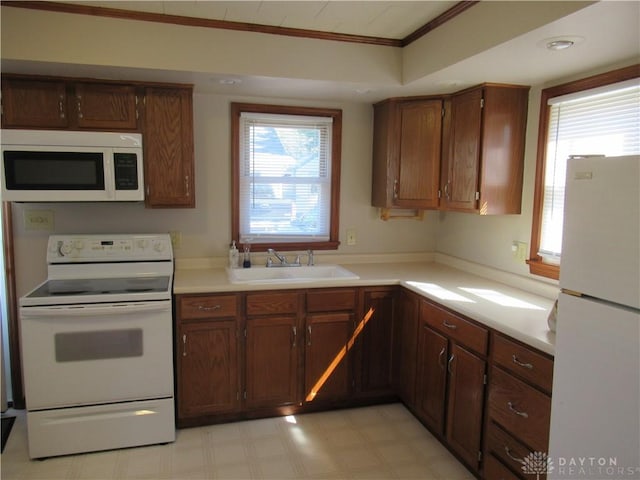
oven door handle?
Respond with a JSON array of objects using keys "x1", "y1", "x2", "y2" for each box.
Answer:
[{"x1": 21, "y1": 301, "x2": 171, "y2": 318}]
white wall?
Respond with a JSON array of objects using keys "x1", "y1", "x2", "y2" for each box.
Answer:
[
  {"x1": 11, "y1": 93, "x2": 439, "y2": 297},
  {"x1": 435, "y1": 86, "x2": 542, "y2": 277}
]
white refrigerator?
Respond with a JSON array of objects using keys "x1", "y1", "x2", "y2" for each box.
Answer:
[{"x1": 549, "y1": 155, "x2": 640, "y2": 479}]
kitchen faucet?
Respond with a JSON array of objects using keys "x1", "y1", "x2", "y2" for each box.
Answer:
[{"x1": 266, "y1": 248, "x2": 314, "y2": 267}]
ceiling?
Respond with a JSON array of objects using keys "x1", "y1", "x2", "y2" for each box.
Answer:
[
  {"x1": 2, "y1": 1, "x2": 639, "y2": 101},
  {"x1": 72, "y1": 1, "x2": 462, "y2": 41}
]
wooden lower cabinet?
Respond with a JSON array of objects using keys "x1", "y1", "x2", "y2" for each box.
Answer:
[
  {"x1": 446, "y1": 343, "x2": 487, "y2": 469},
  {"x1": 415, "y1": 299, "x2": 488, "y2": 473},
  {"x1": 415, "y1": 324, "x2": 448, "y2": 433},
  {"x1": 245, "y1": 315, "x2": 300, "y2": 409},
  {"x1": 484, "y1": 334, "x2": 554, "y2": 480},
  {"x1": 304, "y1": 312, "x2": 352, "y2": 404},
  {"x1": 392, "y1": 288, "x2": 420, "y2": 405},
  {"x1": 355, "y1": 287, "x2": 396, "y2": 396},
  {"x1": 176, "y1": 286, "x2": 553, "y2": 480},
  {"x1": 176, "y1": 294, "x2": 241, "y2": 423},
  {"x1": 178, "y1": 320, "x2": 240, "y2": 418}
]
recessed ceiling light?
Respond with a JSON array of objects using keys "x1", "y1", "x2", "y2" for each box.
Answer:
[
  {"x1": 218, "y1": 78, "x2": 242, "y2": 85},
  {"x1": 538, "y1": 36, "x2": 584, "y2": 51},
  {"x1": 546, "y1": 39, "x2": 574, "y2": 51}
]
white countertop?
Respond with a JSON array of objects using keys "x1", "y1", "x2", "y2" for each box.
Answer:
[{"x1": 174, "y1": 259, "x2": 557, "y2": 356}]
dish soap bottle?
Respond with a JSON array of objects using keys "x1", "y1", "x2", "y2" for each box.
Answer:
[
  {"x1": 228, "y1": 241, "x2": 239, "y2": 269},
  {"x1": 243, "y1": 243, "x2": 251, "y2": 268}
]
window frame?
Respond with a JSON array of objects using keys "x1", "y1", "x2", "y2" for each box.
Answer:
[
  {"x1": 528, "y1": 64, "x2": 640, "y2": 279},
  {"x1": 231, "y1": 102, "x2": 342, "y2": 252}
]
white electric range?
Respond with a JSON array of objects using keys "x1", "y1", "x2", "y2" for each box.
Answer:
[{"x1": 19, "y1": 234, "x2": 175, "y2": 459}]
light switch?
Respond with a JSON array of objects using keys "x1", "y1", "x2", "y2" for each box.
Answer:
[{"x1": 346, "y1": 228, "x2": 357, "y2": 246}]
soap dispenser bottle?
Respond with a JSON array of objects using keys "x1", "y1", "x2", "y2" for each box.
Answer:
[{"x1": 228, "y1": 241, "x2": 239, "y2": 269}]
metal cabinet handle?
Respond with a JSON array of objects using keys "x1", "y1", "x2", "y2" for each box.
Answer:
[
  {"x1": 438, "y1": 347, "x2": 446, "y2": 370},
  {"x1": 292, "y1": 326, "x2": 297, "y2": 347},
  {"x1": 507, "y1": 401, "x2": 529, "y2": 418},
  {"x1": 393, "y1": 179, "x2": 399, "y2": 199},
  {"x1": 182, "y1": 334, "x2": 187, "y2": 357},
  {"x1": 77, "y1": 95, "x2": 83, "y2": 119},
  {"x1": 59, "y1": 94, "x2": 65, "y2": 119},
  {"x1": 307, "y1": 325, "x2": 312, "y2": 346},
  {"x1": 444, "y1": 182, "x2": 450, "y2": 199},
  {"x1": 442, "y1": 320, "x2": 457, "y2": 330},
  {"x1": 504, "y1": 446, "x2": 523, "y2": 463},
  {"x1": 512, "y1": 354, "x2": 533, "y2": 370},
  {"x1": 198, "y1": 304, "x2": 221, "y2": 311},
  {"x1": 447, "y1": 354, "x2": 455, "y2": 374}
]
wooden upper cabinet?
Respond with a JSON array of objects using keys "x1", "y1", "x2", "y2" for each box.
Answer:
[
  {"x1": 441, "y1": 84, "x2": 529, "y2": 214},
  {"x1": 141, "y1": 87, "x2": 195, "y2": 208},
  {"x1": 372, "y1": 97, "x2": 443, "y2": 210},
  {"x1": 1, "y1": 77, "x2": 69, "y2": 129},
  {"x1": 74, "y1": 83, "x2": 138, "y2": 130}
]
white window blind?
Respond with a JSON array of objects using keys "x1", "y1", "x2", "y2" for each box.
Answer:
[
  {"x1": 539, "y1": 79, "x2": 640, "y2": 262},
  {"x1": 239, "y1": 112, "x2": 333, "y2": 244}
]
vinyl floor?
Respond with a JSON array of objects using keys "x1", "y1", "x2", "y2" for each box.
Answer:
[{"x1": 0, "y1": 403, "x2": 474, "y2": 479}]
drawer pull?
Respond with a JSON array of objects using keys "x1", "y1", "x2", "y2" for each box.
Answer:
[
  {"x1": 442, "y1": 320, "x2": 457, "y2": 330},
  {"x1": 438, "y1": 347, "x2": 446, "y2": 370},
  {"x1": 512, "y1": 354, "x2": 533, "y2": 370},
  {"x1": 504, "y1": 446, "x2": 524, "y2": 464},
  {"x1": 507, "y1": 401, "x2": 529, "y2": 418},
  {"x1": 198, "y1": 304, "x2": 222, "y2": 311}
]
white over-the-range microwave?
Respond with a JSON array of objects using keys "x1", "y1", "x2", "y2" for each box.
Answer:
[{"x1": 1, "y1": 129, "x2": 144, "y2": 202}]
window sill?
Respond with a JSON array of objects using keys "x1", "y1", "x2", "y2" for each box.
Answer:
[{"x1": 527, "y1": 258, "x2": 559, "y2": 280}]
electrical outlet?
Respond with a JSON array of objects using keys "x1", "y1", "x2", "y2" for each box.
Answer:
[
  {"x1": 24, "y1": 209, "x2": 54, "y2": 231},
  {"x1": 346, "y1": 228, "x2": 357, "y2": 246},
  {"x1": 169, "y1": 230, "x2": 182, "y2": 249},
  {"x1": 512, "y1": 241, "x2": 527, "y2": 263}
]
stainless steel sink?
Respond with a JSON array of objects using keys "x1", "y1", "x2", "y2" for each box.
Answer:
[{"x1": 226, "y1": 265, "x2": 359, "y2": 284}]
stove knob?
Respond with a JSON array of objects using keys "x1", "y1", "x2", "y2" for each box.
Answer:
[
  {"x1": 136, "y1": 239, "x2": 148, "y2": 250},
  {"x1": 153, "y1": 241, "x2": 166, "y2": 252},
  {"x1": 60, "y1": 243, "x2": 73, "y2": 255}
]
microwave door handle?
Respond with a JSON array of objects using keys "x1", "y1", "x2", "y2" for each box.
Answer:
[
  {"x1": 21, "y1": 302, "x2": 171, "y2": 318},
  {"x1": 105, "y1": 155, "x2": 115, "y2": 199}
]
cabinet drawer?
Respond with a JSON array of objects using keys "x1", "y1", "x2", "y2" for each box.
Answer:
[
  {"x1": 493, "y1": 334, "x2": 553, "y2": 393},
  {"x1": 246, "y1": 292, "x2": 300, "y2": 316},
  {"x1": 487, "y1": 421, "x2": 546, "y2": 480},
  {"x1": 422, "y1": 301, "x2": 488, "y2": 354},
  {"x1": 307, "y1": 289, "x2": 356, "y2": 312},
  {"x1": 484, "y1": 454, "x2": 521, "y2": 480},
  {"x1": 488, "y1": 368, "x2": 551, "y2": 453},
  {"x1": 179, "y1": 294, "x2": 238, "y2": 320}
]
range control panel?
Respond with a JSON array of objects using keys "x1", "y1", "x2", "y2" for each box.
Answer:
[{"x1": 47, "y1": 234, "x2": 173, "y2": 263}]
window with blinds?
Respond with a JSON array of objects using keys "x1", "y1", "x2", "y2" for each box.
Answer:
[
  {"x1": 539, "y1": 79, "x2": 640, "y2": 262},
  {"x1": 238, "y1": 112, "x2": 334, "y2": 244}
]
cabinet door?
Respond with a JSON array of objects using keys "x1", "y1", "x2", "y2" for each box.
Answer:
[
  {"x1": 1, "y1": 78, "x2": 68, "y2": 128},
  {"x1": 446, "y1": 342, "x2": 486, "y2": 470},
  {"x1": 245, "y1": 315, "x2": 299, "y2": 409},
  {"x1": 444, "y1": 88, "x2": 482, "y2": 211},
  {"x1": 415, "y1": 324, "x2": 448, "y2": 434},
  {"x1": 178, "y1": 320, "x2": 240, "y2": 418},
  {"x1": 304, "y1": 312, "x2": 352, "y2": 404},
  {"x1": 396, "y1": 99, "x2": 442, "y2": 209},
  {"x1": 392, "y1": 289, "x2": 420, "y2": 406},
  {"x1": 74, "y1": 83, "x2": 137, "y2": 130},
  {"x1": 142, "y1": 87, "x2": 195, "y2": 208},
  {"x1": 356, "y1": 288, "x2": 395, "y2": 396}
]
